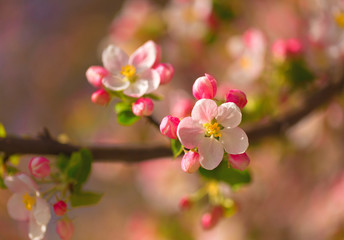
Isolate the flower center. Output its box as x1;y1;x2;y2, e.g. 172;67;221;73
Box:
121;65;137;82
240;57;252;69
203;121;222;138
22;193;36;211
335;12;344;28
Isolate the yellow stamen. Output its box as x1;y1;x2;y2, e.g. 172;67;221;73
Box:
22;193;36;211
203;122;222;138
239;57;252;69
335;12;344;28
207;181;219;198
120;65;136;78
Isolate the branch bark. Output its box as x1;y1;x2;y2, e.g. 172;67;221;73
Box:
0;76;343;162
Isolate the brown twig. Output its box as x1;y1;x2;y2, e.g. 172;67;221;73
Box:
0;76;343;162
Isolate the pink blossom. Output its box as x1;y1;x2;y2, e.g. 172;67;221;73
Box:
228;152;250;171
4;174;51;240
86;66;108;88
192;73;217;100
201;206;224;230
54;201;67;216
272;38;303;60
171;97;194;119
272;39;287;60
160;115;180;139
102;41;161;97
225;89;247;109
181;151;201;173
132;98;154;116
153;63;174;85
29;157;51;178
91;89;111;106
177;99;248;170
179;196;192;210
286;38;303;55
57;219;74;240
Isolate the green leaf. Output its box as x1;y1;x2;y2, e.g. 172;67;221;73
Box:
0;123;6;138
143;93;163;101
117;110;140;126
171;138;183;158
114;101;131;114
284;58;315;87
57;154;70;172
0;177;6;189
70;191;103;207
199;161;251;187
6;166;19;175
213;0;235;21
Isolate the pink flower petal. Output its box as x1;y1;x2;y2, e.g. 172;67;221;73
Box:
123;79;149;97
139;69;160;94
220;127;249;154
191;99;218;124
29;213;47;240
177;117;204;149
33;198;51;226
198;137;224;170
102;45;129;73
129;41;158;71
7;193;30;221
102;75;130;91
5;174;38;193
216;102;242;128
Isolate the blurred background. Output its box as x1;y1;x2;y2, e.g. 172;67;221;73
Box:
1;0;344;239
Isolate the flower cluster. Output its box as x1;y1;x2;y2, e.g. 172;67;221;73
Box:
86;40;174;122
160;73;249;173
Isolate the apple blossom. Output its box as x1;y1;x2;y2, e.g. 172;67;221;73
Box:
160;115;180;139
181;151;200;173
177;99;248;170
228;152;250;171
192;73;217;100
101;41;161;97
54;200;67;216
4;174;51;240
132;98;154;116
28;157;51;178
86;66;109;88
91;89;111;106
57;219;74;240
225;89;247;109
201;206;224;230
153;63;174;85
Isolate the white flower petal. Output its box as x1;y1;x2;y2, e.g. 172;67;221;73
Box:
33;198;51;226
177;117;204;149
5;174;38;193
102;75;130;91
220;127;249;154
29;213;47;240
123;79;149;97
102;45;129;73
198;137;224;170
191;99;218;124
216;102;242;128
140;69;160;94
129;40;158;71
7;193;30;221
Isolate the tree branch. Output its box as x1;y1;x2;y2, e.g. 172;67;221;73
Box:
0;75;343;162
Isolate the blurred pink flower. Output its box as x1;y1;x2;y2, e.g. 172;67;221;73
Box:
53;200;67;216
91;89;111;106
57;219;74;240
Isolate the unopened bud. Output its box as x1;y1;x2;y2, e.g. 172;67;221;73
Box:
91;89;111;106
179;196;192;210
286;38;303;55
271;39;287;60
160;115;180;139
228;152;250;171
181;151;200;173
192;74;217;100
225;89;247;109
201;206;224;230
132;98;154;116
28;157;50;178
86;66;108;88
54;201;67;216
153;63;174;85
57;219;74;240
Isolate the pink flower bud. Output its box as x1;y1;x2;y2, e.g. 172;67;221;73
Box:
225;89;247;109
286;38;303;55
132;98;154;116
181;151;200;173
160;115;180;139
153;63;174;85
171;98;194;118
192;73;217;100
271;39;287;60
91;89;111;106
179;196;192;210
228;152;250;171
201;206;224;230
86;66;108;88
57;219;74;240
54;201;67;216
28;157;50;178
